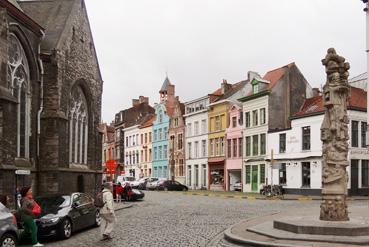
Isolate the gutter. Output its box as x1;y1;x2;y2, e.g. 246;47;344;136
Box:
37;30;45;157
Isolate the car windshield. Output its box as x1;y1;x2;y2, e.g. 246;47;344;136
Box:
36;195;71;213
126;177;135;181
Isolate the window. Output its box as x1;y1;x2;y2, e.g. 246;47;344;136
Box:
362;160;369;187
174;118;179;127
8;33;31;159
227;139;232;157
220;137;224;156
144;133;147;144
126;137;128;147
279;133;286;153
302;162;311;187
210;139;214;156
252;135;259;156
141;134;143;145
164;127;168;140
362;122;367;148
253;83;259;94
302;126;311;150
351;121;358;147
149;149;152;161
178;133;183;150
163;145;167;159
252;110;258;126
201;120;206;134
215;138;220;156
215;116;221;131
279;163;286;185
202;140;207;157
260;108;266;124
149;132;152;142
246;136;251;157
179;159;184;176
154;130;157;141
153;148;157;160
159;110;163;123
260;134;266;155
194;141;199;158
69;85;89;164
238;138;242;157
158;146;162;160
245;166;251;184
233;139;237;157
187;123;192;137
194;121;199;135
232;117;237;128
260;164;265;184
188;142;192;159
245;112;250;128
202;164;207;187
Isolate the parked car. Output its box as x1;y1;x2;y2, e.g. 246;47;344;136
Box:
157;180;188;191
34;193;101;239
116;176;136;185
146;178;166;190
138;177;156;190
131;177;149;189
0;202;18;247
233;181;242;191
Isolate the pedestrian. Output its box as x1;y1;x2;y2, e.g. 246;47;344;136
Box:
100;182;115;241
19;187;43;247
123;182;132;201
115;182;123;203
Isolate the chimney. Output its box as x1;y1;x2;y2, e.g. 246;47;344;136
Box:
221;79;232;94
312;88;320;97
132;99;140;107
139;96;149;104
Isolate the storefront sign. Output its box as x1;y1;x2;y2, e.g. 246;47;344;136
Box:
15;169;31;175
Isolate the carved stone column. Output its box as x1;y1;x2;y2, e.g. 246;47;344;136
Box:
320;48;350;221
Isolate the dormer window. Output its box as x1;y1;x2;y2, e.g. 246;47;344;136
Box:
253;83;259;94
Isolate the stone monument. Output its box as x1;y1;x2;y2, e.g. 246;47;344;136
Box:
320;48;350;221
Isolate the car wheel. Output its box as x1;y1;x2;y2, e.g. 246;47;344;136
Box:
95;210;101;227
0;233;17;247
164;187;168;191
182;187;187;191
59;218;72;239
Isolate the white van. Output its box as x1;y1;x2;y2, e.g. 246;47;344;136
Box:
116;175;135;185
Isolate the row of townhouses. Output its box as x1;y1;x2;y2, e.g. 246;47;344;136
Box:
102;64;369;196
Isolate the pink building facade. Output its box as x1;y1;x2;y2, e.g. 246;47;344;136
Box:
225;105;243;191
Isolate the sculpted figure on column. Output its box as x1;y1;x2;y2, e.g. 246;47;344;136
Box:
320;48;350;221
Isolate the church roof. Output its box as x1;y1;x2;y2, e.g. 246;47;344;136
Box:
160;76;172;92
19;0;76;52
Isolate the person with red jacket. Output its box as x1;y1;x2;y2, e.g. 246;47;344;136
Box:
115;183;123;203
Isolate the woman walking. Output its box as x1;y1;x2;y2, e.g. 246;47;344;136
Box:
19;187;43;247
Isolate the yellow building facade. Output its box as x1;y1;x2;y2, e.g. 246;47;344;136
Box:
207;100;230;191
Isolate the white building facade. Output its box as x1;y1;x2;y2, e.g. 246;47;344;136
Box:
267;88;369;195
184;96;209;189
124;125;142;179
139;116;154;178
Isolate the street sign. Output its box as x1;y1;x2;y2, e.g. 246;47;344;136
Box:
15;169;31;175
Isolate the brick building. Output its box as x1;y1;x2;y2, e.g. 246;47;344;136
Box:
0;0;103;202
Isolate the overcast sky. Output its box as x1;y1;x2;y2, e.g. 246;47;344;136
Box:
85;0;366;122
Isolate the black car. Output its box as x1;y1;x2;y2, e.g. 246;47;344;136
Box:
34;193;101;239
0;203;18;247
113;184;145;201
157;180;188;191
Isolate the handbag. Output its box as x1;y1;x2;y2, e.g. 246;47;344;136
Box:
32;201;41;216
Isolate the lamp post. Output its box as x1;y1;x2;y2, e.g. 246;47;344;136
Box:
363;0;369;146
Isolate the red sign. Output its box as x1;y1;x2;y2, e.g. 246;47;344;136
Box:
121;170;125;175
106;159;118;171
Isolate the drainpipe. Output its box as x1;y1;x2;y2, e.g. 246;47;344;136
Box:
364;2;369;147
36;30;45;194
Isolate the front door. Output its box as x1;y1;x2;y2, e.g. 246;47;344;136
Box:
251;165;258;192
350;160;359;195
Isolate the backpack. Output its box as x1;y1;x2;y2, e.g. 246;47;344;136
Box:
94;191;106;208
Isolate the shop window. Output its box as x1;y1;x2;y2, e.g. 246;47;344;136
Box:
245;166;251;184
362;160;369;187
302;162;311;187
279;163;286;185
260;164;265;184
210;169;224;185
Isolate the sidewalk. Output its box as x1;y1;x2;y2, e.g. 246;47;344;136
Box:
178;190;369;201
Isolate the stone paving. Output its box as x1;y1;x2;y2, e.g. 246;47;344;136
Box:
34;191;367;247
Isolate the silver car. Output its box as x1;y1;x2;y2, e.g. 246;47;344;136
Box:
0;202;18;247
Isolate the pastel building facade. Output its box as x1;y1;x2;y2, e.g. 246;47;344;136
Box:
139;116;155;177
184;96;209;189
124;124;142;179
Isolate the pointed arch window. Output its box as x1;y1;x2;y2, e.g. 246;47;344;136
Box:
69;86;88;164
7;33;30;158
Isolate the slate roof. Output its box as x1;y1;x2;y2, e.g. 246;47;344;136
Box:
293;87;367;118
160;76;172;92
349;72;367;84
19;0;76;52
115;103;155;128
139;115;156;129
215;80;248;101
